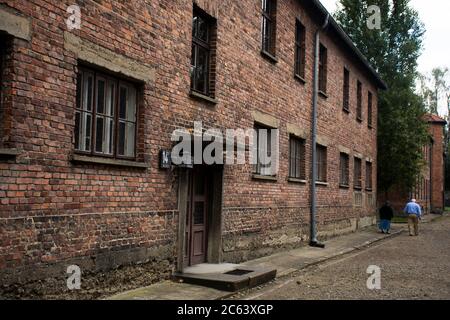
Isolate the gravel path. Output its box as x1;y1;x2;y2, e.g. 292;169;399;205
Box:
230;216;450;300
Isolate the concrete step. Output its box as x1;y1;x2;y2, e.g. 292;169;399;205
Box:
172;265;277;292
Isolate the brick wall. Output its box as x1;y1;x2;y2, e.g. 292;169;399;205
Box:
0;0;380;295
378;118;445;215
430;122;445;212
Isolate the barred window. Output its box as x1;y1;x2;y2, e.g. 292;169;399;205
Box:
366;161;373;190
0;38;4;112
368;91;373;128
75;68;137;159
356;80;362;121
294;19;306;79
191;6;216;97
289;136;306;180
318;44;327;94
316;144;327;182
262;0;277;57
343;68;350;112
339;152;350;187
254;124;275;176
354;157;362;189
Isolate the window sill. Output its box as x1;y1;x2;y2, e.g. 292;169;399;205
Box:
0;148;20;157
366;188;373;192
261;50;278;64
318;91;328;99
315;181;328;186
354;186;363;191
189;90;218;105
339;184;350;189
252;174;277;182
357;117;363;123
368;125;373;130
294;74;306;84
71;154;148;168
343;108;350;114
288;177;307;184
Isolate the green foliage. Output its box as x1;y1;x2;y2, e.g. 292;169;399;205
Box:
335;0;429;193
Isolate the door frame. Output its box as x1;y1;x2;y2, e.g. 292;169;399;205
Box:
176;165;223;273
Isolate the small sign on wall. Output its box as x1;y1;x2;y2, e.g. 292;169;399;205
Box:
159;150;171;169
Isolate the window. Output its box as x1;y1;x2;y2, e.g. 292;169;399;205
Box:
261;0;277;57
366;161;373;190
316;144;327;182
254;124;275;176
289;136;306;180
356;80;362;121
0;36;5;112
191;6;216;98
294;19;306;79
343;68;350;112
354;157;362;189
75;68;138;159
318;44;327;94
339;153;350;187
368;91;373;128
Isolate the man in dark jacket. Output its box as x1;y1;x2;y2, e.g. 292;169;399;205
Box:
379;201;394;234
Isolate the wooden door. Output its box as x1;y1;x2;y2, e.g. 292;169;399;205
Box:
185;167;209;266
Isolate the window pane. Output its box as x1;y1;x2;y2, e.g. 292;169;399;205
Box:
95;116;104;153
262;18;271;52
196;16;208;42
192;16;198;38
84;113;92;151
119;86;127;119
118;83;136;157
97;79;105;114
106;81;115;116
84;74;93;111
126;122;136;157
105;117;114;155
118;121;136;157
127;86;136;122
195;47;208;94
118;121;125;156
75;71;93;152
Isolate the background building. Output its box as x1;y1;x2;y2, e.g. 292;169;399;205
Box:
379;113;446;215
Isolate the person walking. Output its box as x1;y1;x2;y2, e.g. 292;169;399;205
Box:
403;199;422;236
379;201;394;234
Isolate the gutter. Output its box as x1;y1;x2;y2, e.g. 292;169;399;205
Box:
309;14;329;249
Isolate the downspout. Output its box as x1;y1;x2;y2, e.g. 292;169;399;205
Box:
310;14;329;248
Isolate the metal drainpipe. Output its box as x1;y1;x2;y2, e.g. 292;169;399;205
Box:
310;14;330;248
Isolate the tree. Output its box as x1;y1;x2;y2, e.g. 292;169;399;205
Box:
335;0;429;195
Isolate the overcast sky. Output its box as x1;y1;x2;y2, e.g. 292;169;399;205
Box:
321;0;450;115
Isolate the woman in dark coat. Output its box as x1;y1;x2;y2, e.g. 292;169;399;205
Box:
379;201;394;234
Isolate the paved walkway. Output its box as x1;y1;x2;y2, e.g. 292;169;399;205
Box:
107;214;443;300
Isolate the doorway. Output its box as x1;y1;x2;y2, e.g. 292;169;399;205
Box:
185;166;209;266
178;164;223;269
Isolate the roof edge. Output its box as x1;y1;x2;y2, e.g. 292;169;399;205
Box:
310;0;388;90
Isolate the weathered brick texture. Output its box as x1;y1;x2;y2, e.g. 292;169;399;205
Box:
0;0;381;295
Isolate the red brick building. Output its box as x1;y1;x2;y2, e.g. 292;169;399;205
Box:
0;0;386;296
379;113;447;215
